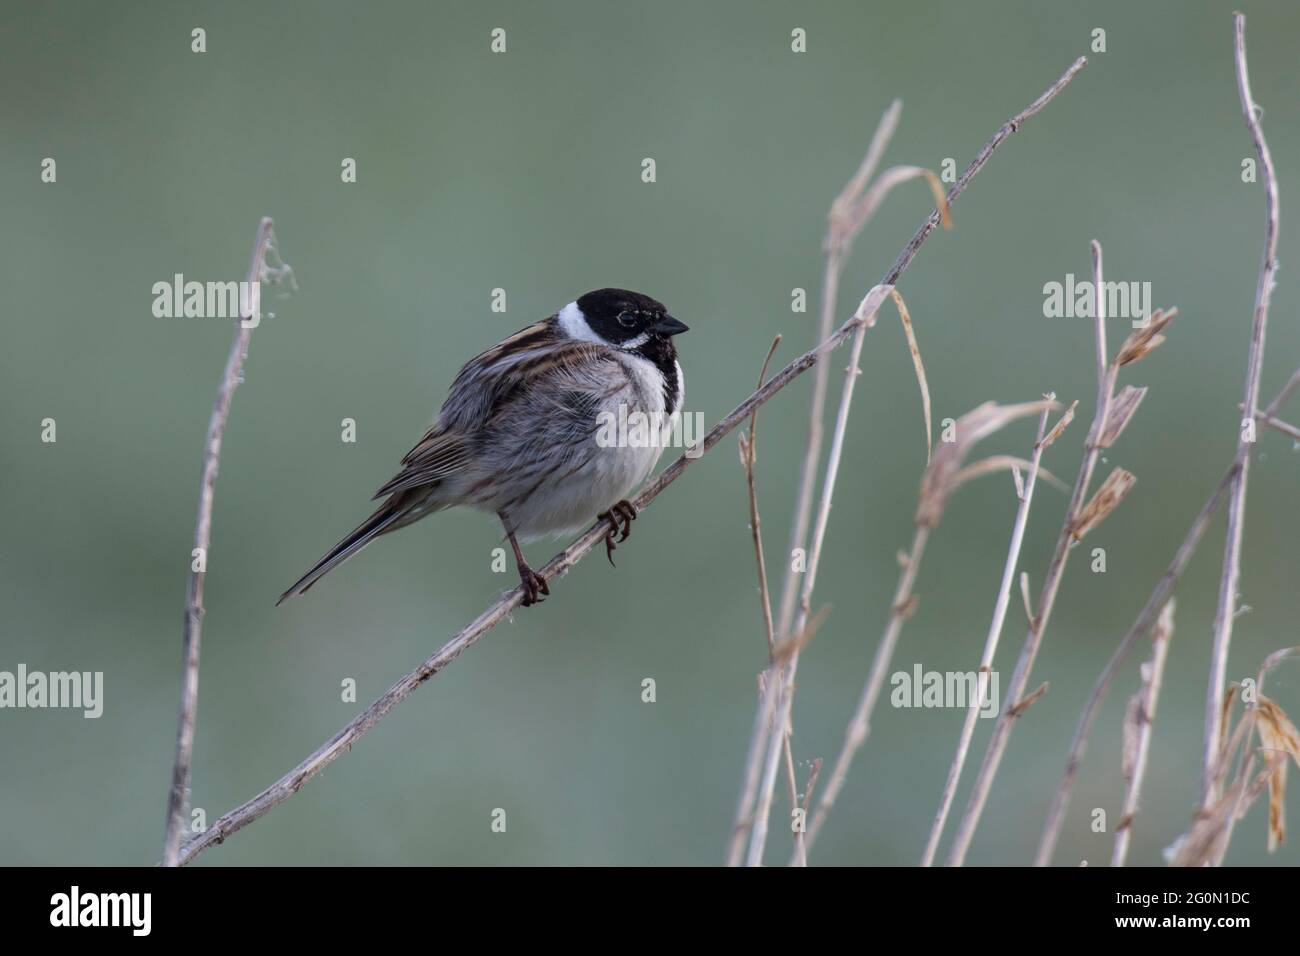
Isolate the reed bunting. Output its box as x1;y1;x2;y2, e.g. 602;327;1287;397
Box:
278;288;688;607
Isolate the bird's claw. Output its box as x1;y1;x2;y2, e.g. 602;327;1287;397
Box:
518;564;550;607
599;500;638;566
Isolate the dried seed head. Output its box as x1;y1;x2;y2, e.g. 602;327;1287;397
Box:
1069;467;1137;540
1256;695;1300;852
1097;386;1148;449
1115;307;1178;367
1256;696;1300;769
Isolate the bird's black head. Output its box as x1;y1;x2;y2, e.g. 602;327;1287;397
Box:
567;288;689;349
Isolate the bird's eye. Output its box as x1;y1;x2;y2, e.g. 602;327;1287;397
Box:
617;311;638;328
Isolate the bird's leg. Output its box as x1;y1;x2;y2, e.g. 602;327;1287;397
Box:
596;500;638;566
500;514;549;607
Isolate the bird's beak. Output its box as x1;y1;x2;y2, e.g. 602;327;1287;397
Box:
654;315;689;336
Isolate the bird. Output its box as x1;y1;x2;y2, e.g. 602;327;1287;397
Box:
277;288;689;608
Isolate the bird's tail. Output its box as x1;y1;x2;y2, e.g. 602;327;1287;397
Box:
277;497;416;605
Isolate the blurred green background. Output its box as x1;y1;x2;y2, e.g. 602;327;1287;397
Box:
2;0;1298;866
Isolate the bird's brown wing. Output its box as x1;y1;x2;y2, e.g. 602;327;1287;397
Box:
370;426;468;500
371;321;610;500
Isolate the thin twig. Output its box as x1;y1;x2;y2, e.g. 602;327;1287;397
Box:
726;100;903;868
739;336;806;857
1033;465;1234;865
806;528;928;852
1264;368;1300;416
743;335;783;657
803;400;1055;855
774;100;902;648
920;402;1056;866
178;57;1087;866
1033;370;1295;865
1112;600;1175;867
1241;397;1300;442
792;757;823;867
1255;411;1300;442
163;217;279;867
733;56;1086;866
1170;648;1300;866
746;283;891;867
947;240;1117;866
1204;11;1281;807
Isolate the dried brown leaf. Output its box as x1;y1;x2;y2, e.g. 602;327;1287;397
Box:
1115;307;1178;367
1256;696;1300;768
893;594;920;620
1266;755;1287;852
1168;771;1255;867
951;455;1068;496
1172;654;1298;863
772;605;829;665
1218;683;1240;771
1010;682;1050;717
1255;696;1299;853
739;334;781;472
915;400;1058;528
1097;386;1147;449
1069;467;1137;540
919;167;954;230
843;165;952;255
1040;400;1078;450
889;288;932;463
1256;646;1300;691
1019;572;1035;629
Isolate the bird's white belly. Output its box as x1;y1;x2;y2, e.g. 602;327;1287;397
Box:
513;437;665;541
474;346;682;541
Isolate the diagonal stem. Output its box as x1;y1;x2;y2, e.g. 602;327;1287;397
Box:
1203;11;1280;807
177;57;1088;867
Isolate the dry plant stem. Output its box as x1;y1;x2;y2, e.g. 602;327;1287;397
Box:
1211;647;1300;864
1264;367;1300;416
1033;465;1234;865
774;101;900;646
920;406;1052;866
1247;366;1300;440
792;758;824;867
774;243;842;640
745;336;784;657
947;240;1115;866
1209;759;1264;866
725;100;899;868
729;55;1086;866
799;399;1058;861
1204;12;1281;805
162;217;276;867
1033;384;1296;865
782;734;803;864
1255;411;1300;442
178;59;1087;867
741;337;805;854
1111;601;1175;867
746;284;892;867
804;523;930;850
1170;648;1299;866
